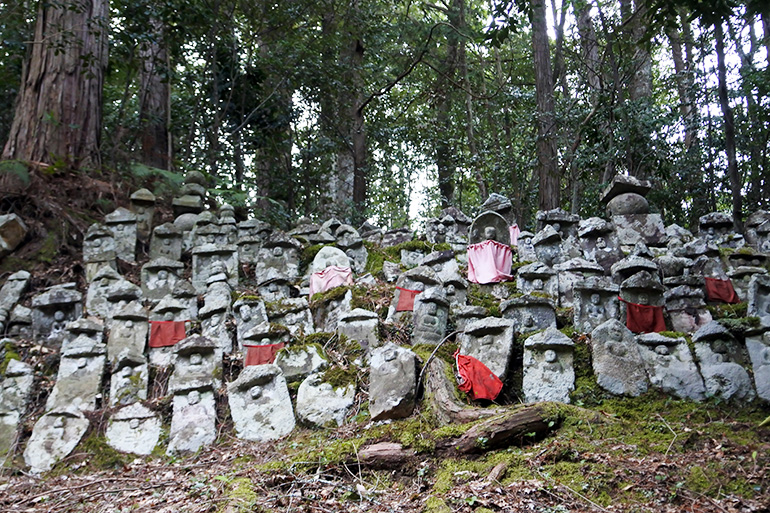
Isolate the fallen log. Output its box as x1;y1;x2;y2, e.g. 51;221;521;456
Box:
356;403;566;468
424;357;499;425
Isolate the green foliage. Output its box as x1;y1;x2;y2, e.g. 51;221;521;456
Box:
0;160;30;187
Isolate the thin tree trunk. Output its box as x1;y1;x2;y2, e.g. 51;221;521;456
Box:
138;16;170;170
714;21;742;230
3;0;108;170
530;0;559;211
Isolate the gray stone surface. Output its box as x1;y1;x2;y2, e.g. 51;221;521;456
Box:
192;243;238;294
338;308;380;350
254;233;302;284
141;258;184;300
523;327;575;403
46;335;106;412
268;298;314;337
412;288;449;346
469;211;510;245
168;335;220;394
500;295;557;333
607;192;650;215
746;332;770;401
105;207;137;262
150;223;183;261
573;277;619;333
0;358;33;456
109;352;148;406
274;344;328;381
86;267;122;319
613;213;666;247
296;373;355;428
600;174;653;204
234;298;268;350
129;188;156;241
24;409;89;474
636;333;705;401
517;262;558;298
748;274;770;327
310;246;351;274
664;284;712;334
167;388;216;455
108;302;148;364
458;317;515;381
0;213;28;256
369;343;418;421
692;322;755;402
0;271;30;330
31;284;83;346
590;320;648;396
227;364;296;442
105;403;160;455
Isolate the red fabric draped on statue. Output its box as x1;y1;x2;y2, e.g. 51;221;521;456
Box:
309;266;354;297
395;287;421;311
619;297;666;333
244;343;285;366
148;321;186;348
467;239;513;284
509;224;521;246
704;277;740;304
454;350;503;401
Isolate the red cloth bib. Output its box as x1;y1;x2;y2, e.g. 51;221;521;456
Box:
309;266;354;297
704;277;740;304
148;321;186;348
455;351;503;401
395;287;421;312
467;239;513;284
244;343;285;366
619;298;666;333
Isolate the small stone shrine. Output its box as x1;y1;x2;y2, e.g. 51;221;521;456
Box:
523;327;575;403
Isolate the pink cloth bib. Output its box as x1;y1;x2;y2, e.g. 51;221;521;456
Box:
467;239;513;284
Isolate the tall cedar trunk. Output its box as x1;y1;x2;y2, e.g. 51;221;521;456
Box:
666;20;698;151
138;16;170;170
530;0;559;211
351;39;367;225
714;21;742;230
625;0;652;178
2;0;108;169
729;19;765;211
435;0;463;209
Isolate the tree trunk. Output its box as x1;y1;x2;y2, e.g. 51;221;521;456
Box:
424;358;499;426
2;0;108;169
530;0;559;211
138;16;170;170
714;21;742;230
625;0;653;178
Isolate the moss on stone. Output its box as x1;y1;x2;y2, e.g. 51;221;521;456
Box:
707;302;748;319
300;244;332;271
321;365;358;389
309;285;351;307
0;340;20;375
467;284;500;317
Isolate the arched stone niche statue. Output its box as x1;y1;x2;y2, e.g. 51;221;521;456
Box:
469;211;510;246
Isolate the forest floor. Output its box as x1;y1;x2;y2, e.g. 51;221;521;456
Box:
1;169;770;512
0;351;768;513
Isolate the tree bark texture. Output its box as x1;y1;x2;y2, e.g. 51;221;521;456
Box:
3;0;108;168
530;0;559;211
138;16;170;170
714;21;742;230
424;357;500;426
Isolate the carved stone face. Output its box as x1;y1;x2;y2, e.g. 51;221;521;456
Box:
484;226;497;240
240;305;252;321
544;349;557;363
596;237;606;249
250;386;262;400
272;247;284;257
590;293;601;305
187;390;200;405
129;418;141;429
190;353;203;366
157;270;169;281
532;279;544;291
638;293;649;306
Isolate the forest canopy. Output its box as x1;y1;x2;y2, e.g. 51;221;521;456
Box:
0;0;768;231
